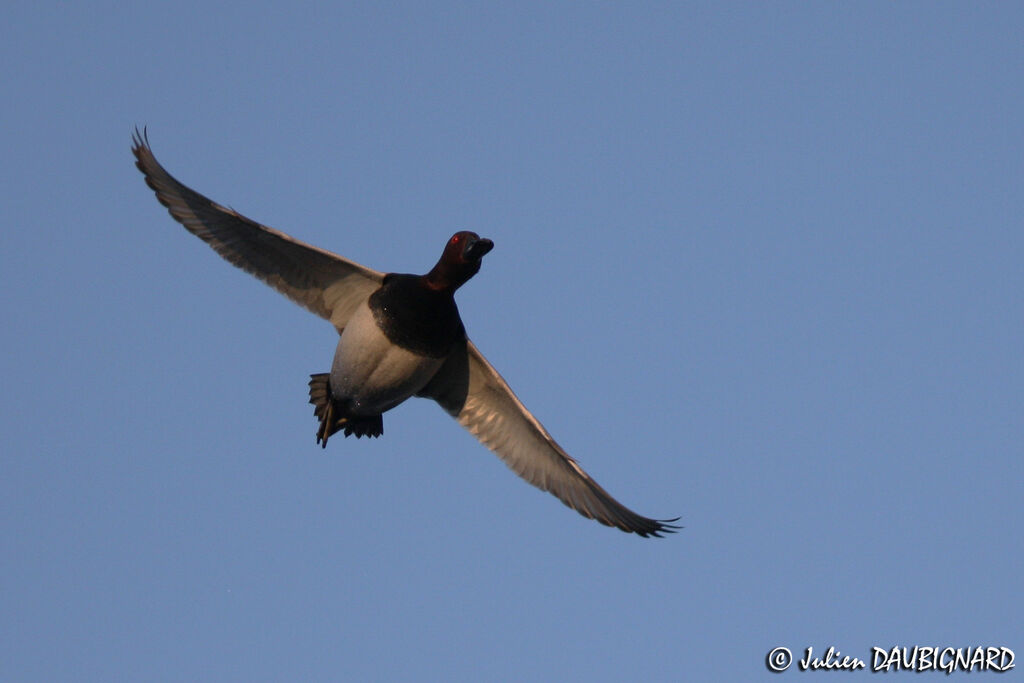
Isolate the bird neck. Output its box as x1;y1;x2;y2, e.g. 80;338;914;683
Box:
424;259;479;291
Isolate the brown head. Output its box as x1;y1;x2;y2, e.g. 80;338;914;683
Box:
424;231;494;291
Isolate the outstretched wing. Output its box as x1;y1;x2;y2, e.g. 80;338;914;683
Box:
420;340;678;537
132;129;384;329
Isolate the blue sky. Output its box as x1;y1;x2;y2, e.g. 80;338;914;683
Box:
2;2;1021;680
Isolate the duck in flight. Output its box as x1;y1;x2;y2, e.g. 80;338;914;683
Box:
132;130;677;537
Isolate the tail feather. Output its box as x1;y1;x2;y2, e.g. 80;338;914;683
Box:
308;373;383;447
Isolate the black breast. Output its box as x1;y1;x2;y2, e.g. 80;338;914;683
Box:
369;274;466;358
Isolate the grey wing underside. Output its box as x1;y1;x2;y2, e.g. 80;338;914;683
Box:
420;340;679;538
132;128;383;329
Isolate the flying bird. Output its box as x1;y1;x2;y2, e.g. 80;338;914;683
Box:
132;129;677;537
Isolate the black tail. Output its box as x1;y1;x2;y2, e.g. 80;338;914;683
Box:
308;374;383;447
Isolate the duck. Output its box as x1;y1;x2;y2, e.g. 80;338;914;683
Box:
132;129;677;538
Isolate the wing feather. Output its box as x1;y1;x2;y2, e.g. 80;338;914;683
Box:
421;340;678;537
132;129;383;328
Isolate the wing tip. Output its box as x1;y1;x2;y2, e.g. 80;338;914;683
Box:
131;125;149;156
131;125;159;182
630;516;682;539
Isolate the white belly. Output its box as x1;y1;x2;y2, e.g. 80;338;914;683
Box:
329;301;444;415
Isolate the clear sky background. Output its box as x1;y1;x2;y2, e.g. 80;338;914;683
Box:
2;3;1021;681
